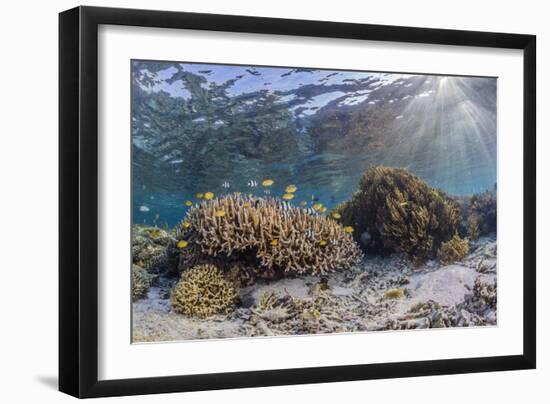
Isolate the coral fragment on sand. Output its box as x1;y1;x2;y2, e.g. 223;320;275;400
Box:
384;288;405;299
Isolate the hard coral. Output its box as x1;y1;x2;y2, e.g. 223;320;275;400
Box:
176;194;362;276
132;225;176;273
336;166;459;263
170;264;238;318
132;264;154;301
254;291;298;323
438;233;469;264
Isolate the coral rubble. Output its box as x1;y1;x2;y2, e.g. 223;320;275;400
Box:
336;166;459;263
170;264;238;318
175;194;363;277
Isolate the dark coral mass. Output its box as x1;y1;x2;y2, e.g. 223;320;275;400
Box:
130;61;497;342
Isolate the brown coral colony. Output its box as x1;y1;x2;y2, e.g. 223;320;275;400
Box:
176;194;363;277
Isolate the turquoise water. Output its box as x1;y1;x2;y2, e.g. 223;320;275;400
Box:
132;61;497;228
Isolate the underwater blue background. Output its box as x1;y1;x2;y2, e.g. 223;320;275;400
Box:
131;61;497;227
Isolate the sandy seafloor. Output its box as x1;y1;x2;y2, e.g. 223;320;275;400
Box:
132;236;497;343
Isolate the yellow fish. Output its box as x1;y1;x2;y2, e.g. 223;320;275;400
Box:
320;206;327;213
300;201;308;206
331;212;341;219
196;193;204;199
214;210;226;217
270;239;279;246
285;184;297;193
344;226;354;233
262;179;274;187
204;192;214;200
319;240;327;246
177;240;189;249
235;192;242;195
282;193;295;200
182;221;191;229
243;202;251;208
184;200;193;206
313;203;323;211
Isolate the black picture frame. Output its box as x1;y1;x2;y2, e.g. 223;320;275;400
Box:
59;5;536;398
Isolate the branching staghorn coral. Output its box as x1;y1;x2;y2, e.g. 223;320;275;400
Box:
335;166;459;263
438;233;469;264
175;194;362;276
170;264;238;318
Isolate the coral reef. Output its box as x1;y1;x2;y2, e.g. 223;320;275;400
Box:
132;264;154;301
175;194;362;277
132;225;176;273
170;264;238;318
336;166;459;262
438;233;469;264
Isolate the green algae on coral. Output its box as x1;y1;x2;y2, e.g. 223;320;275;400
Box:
170;264;238;318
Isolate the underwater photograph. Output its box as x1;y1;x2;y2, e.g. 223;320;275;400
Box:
131;60;497;342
